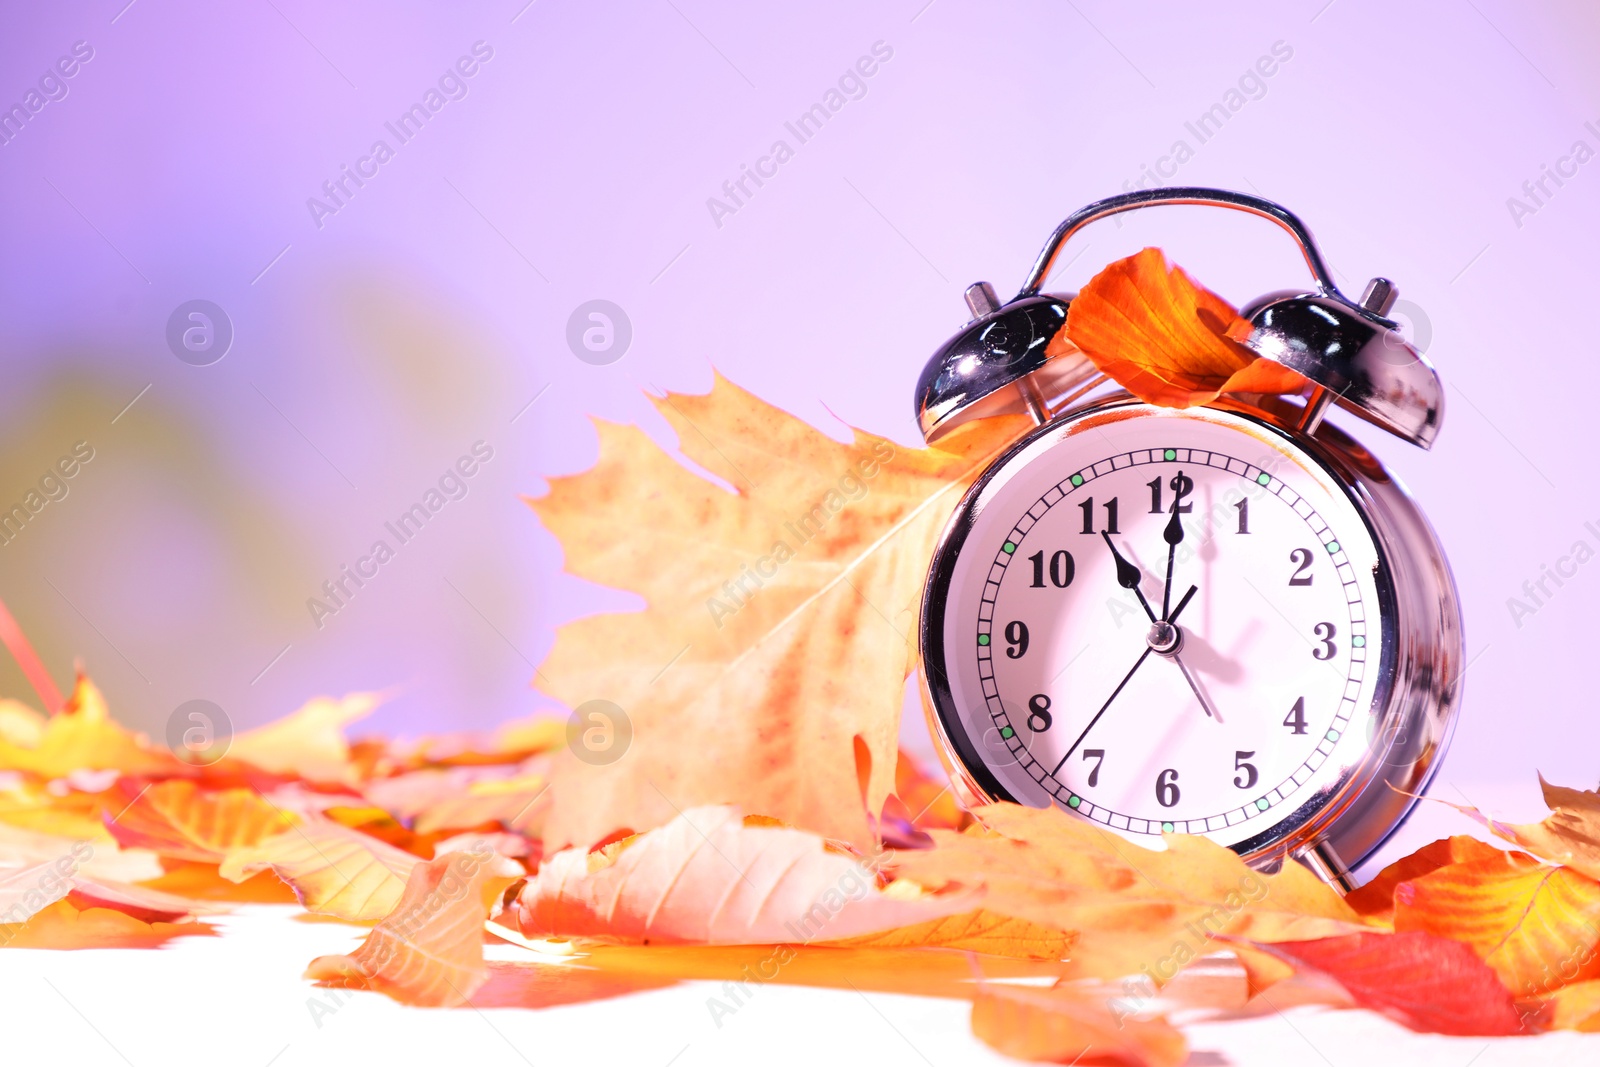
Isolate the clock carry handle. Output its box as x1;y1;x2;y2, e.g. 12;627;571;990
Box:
1017;186;1346;302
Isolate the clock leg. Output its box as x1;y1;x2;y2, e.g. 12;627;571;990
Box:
1296;840;1358;894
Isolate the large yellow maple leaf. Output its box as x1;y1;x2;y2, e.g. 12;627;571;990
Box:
529;374;1024;850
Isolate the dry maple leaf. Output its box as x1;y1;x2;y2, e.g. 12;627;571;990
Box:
530;373;1026;850
229;692;382;785
0;674;176;779
219;816;419;922
970;982;1188;1067
102;779;297;863
1056;247;1305;409
889;803;1364;980
1393;852;1600;997
510;804;977;945
1259;931;1527;1036
1439;776;1600;883
305;847;522;1007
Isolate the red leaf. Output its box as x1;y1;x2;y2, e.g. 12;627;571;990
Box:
1264;931;1527;1036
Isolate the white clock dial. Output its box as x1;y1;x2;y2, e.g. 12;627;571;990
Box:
931;406;1390;851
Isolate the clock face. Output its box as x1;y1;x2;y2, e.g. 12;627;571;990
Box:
926;404;1392;852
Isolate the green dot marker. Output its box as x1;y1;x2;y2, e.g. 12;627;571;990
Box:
1000;725;1014;739
1163;449;1176;461
1256;472;1271;486
977;634;990;646
1070;474;1084;487
1326;541;1340;553
1161;821;1175;833
1067;795;1081;809
1352;635;1366;648
1255;798;1271;811
1326;728;1341;742
1002;541;1017;554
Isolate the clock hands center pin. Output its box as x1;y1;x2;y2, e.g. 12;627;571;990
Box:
1051;583;1200;778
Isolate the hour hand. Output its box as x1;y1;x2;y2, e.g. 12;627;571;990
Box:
1102;531;1156;622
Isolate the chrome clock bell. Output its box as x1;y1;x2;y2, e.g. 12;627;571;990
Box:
916;188;1463;890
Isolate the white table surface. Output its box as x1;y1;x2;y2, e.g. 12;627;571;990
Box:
4;898;1596;1067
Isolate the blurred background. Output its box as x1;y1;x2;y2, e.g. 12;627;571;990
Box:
0;0;1595;872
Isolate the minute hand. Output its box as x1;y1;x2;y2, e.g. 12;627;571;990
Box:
1161;471;1188;619
1051;584;1199;778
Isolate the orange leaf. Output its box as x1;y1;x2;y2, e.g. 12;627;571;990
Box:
970;982;1187;1067
103;779;297;863
305;847;523;1006
890;748;965;831
219;816;419;921
1393;854;1600;997
1544;978;1600;1031
1344;835;1510;922
531;373;1027;850
510;805;977;945
890;802;1364;980
827;909;1072;959
136;859;300;904
1261;931;1527;1036
230;692;382;785
0;674;177;779
1;898;215;950
1058;247;1305;409
1439;776;1600;883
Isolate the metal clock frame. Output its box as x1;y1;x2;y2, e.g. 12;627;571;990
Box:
919;393;1464;887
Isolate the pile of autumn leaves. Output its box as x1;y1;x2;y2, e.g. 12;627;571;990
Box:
4;677;1600;1064
3;248;1598;1065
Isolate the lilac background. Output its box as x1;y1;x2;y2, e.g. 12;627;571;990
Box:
0;0;1596;871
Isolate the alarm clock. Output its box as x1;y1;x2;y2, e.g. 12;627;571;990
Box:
915;188;1462;890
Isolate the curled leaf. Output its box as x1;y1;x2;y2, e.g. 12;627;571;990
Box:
1058;247;1305;408
305;847;522;1007
511;805;977;945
